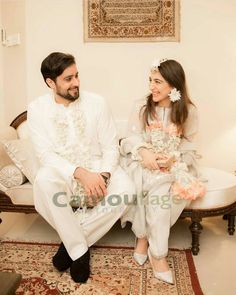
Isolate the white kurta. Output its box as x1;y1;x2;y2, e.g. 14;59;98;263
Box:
27;91;135;260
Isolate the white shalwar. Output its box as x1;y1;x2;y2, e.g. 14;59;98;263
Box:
27;91;135;261
120;99;205;259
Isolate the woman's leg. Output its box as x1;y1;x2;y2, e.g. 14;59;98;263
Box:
135;237;148;254
146;182;187;271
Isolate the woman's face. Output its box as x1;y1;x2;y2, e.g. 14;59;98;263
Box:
149;70;173;107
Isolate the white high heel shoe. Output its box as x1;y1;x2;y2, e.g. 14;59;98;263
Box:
133;252;148;266
148;248;174;284
133;238;148;265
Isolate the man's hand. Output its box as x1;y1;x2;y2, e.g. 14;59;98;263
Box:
74;167;107;206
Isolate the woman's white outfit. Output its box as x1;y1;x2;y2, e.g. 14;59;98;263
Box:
27;91;135;261
120;99;205;258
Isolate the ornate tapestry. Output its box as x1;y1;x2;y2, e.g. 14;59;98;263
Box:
84;0;180;42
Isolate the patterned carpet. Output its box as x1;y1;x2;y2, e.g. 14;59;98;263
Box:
0;241;203;294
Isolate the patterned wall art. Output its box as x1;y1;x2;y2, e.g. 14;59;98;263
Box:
84;0;180;42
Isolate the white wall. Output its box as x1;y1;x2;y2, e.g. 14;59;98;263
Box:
1;0;26;124
2;0;236;172
0;1;5;127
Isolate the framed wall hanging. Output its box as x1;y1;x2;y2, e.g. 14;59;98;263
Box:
84;0;180;42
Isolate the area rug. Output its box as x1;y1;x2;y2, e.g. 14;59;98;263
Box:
0;241;203;294
84;0;180;42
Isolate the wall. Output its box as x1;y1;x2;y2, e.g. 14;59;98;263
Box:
0;1;5;127
2;0;236;172
1;0;26;125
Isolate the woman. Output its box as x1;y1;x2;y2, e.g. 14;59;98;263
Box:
120;59;205;284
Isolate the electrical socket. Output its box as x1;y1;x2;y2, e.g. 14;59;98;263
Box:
5;33;20;47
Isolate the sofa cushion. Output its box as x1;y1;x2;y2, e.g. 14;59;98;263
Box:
0;164;27;188
5;182;34;205
16;121;30;139
0;126;18;170
3;139;40;184
186;167;236;210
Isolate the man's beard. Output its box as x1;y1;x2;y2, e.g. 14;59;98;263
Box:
56;87;80;102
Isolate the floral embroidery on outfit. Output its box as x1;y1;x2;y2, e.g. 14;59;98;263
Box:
53;103;91;208
143;120;205;200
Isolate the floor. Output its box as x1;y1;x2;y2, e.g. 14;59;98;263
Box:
0;212;236;295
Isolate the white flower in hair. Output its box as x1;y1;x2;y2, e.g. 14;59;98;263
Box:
151;59;161;70
151;58;168;71
168;88;181;102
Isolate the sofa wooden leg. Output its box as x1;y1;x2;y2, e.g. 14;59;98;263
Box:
227;213;235;235
223;214;228;220
189;217;202;255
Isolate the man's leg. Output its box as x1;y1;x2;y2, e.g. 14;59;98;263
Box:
34;166;135;283
79;166;135;246
34;166;91;283
34;167;88;260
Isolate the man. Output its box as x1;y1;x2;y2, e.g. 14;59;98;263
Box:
27;52;135;283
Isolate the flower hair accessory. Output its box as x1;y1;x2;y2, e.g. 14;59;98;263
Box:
151;58;168;71
168;88;181;102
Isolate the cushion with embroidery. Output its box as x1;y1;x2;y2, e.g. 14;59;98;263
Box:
3;139;40;184
0;164;27;188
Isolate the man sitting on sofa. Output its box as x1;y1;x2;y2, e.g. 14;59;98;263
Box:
27;52;135;283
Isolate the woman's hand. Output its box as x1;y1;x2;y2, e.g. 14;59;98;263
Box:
138;148;160;170
156;154;175;169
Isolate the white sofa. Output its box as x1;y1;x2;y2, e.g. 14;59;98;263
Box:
1;111;236;255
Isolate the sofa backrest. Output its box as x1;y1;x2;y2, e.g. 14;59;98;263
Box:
115;119;128;139
16;121;30;139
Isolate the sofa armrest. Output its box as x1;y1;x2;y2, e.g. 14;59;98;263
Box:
0;182;7;192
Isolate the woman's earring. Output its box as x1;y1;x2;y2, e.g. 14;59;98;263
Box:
168;88;181;102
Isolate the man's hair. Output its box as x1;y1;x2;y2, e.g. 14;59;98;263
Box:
41;52;76;86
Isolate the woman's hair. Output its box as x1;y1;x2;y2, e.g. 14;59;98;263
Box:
41;52;76;87
141;59;194;133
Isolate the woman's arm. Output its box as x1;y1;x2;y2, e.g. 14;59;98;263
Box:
120;99;160;170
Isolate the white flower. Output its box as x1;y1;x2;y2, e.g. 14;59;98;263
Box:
168;88;181;102
151;58;168;71
151;59;161;70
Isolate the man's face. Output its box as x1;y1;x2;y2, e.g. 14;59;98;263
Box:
52;63;80;102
